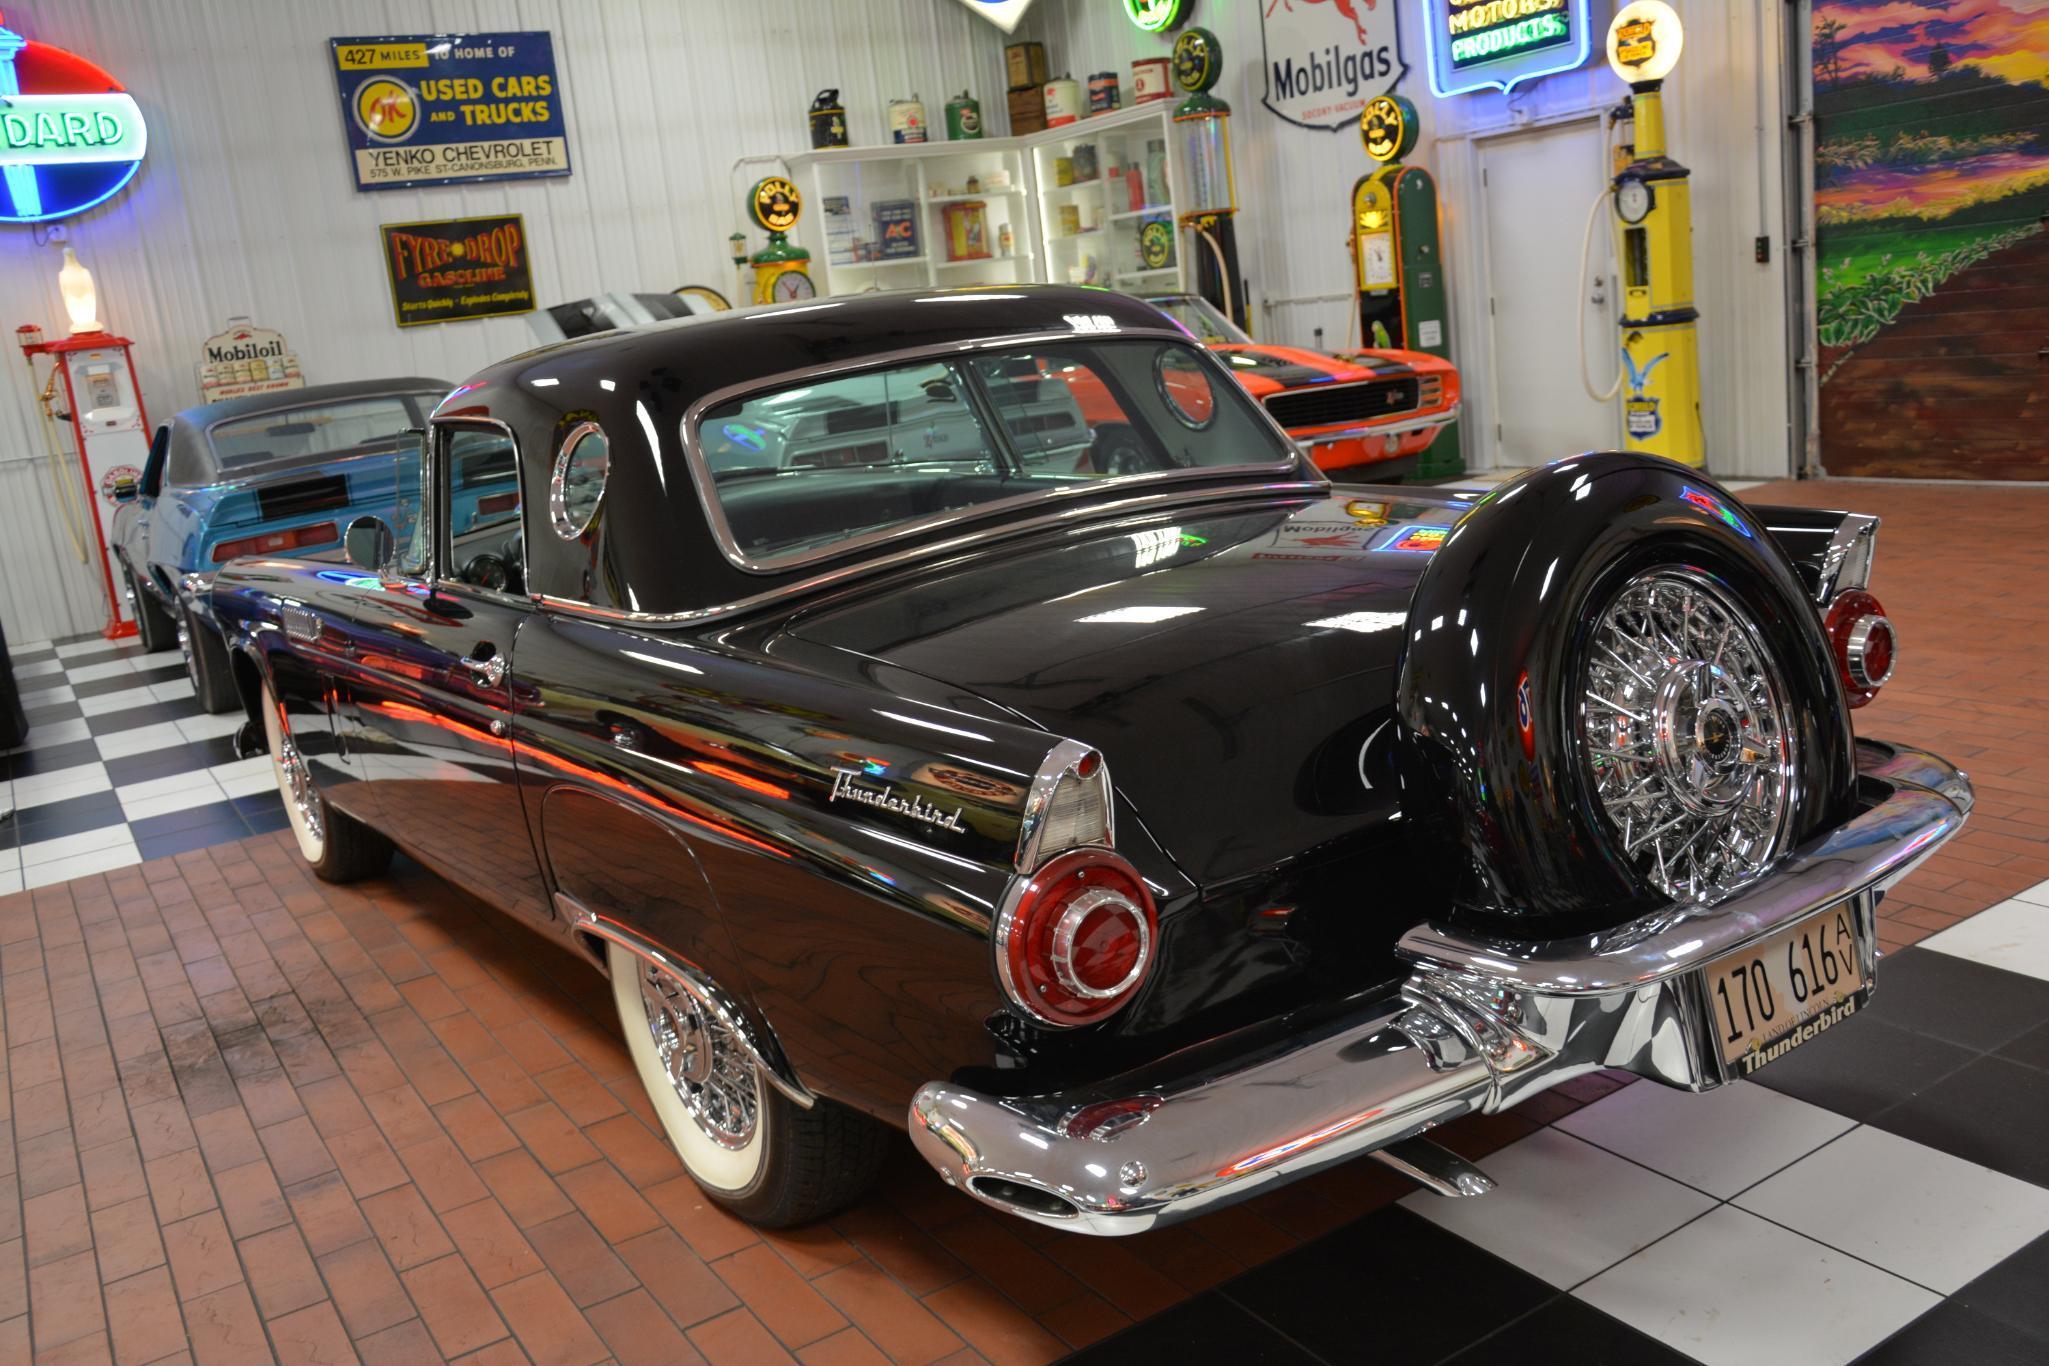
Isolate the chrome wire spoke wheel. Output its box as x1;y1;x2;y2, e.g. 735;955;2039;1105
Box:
1577;567;1796;903
640;963;760;1150
262;688;326;861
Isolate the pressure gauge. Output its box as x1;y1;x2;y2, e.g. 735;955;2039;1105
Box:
1616;176;1653;225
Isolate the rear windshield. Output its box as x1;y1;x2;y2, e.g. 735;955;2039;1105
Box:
207;392;440;470
694;337;1294;567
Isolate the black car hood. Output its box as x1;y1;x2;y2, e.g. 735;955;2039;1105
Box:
786;487;1477;886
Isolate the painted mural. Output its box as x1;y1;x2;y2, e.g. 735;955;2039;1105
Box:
1813;0;2049;479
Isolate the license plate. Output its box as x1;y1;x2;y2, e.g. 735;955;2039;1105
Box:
1704;905;1867;1076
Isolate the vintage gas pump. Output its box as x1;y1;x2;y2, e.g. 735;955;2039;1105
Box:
746;177;817;304
17;255;152;638
1171;28;1245;328
1605;1;1701;465
1349;95;1461;478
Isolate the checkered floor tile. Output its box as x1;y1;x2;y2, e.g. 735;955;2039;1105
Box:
2;631;287;894
1074;905;2049;1366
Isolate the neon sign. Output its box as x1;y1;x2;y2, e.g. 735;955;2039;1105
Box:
0;19;147;222
1124;0;1187;33
1421;0;1591;98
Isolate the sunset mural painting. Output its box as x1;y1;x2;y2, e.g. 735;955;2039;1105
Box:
1812;0;2049;479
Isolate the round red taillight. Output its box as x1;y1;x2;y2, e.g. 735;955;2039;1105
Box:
1824;590;1896;708
997;848;1156;1028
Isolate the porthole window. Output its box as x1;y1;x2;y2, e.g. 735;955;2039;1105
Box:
1155;348;1217;430
550;422;609;539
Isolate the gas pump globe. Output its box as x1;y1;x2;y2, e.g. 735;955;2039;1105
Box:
1171;28;1244;328
1605;0;1702;466
746;177;816;305
1349;95;1461;478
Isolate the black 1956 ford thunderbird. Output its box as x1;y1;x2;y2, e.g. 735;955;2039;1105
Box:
205;286;1969;1235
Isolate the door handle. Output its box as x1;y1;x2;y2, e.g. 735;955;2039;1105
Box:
464;646;506;689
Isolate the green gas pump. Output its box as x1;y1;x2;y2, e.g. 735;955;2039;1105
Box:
1348;95;1461;479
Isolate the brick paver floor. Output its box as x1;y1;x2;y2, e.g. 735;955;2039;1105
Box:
2;476;2040;1364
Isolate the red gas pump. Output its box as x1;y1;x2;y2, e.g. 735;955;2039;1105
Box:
18;312;153;639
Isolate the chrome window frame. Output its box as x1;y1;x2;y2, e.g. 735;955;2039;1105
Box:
679;327;1313;577
428;413;531;609
549;419;609;541
529;478;1328;627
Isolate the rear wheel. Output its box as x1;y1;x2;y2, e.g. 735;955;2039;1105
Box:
126;566;176;651
607;939;887;1226
262;677;391;881
1576;565;1798;903
182;606;240;714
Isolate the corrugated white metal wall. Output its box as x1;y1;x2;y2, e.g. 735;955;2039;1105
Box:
1009;0;1795;482
0;0;1011;641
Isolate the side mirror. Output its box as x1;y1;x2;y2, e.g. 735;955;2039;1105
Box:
344;515;395;571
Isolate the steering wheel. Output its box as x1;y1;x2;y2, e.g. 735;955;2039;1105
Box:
1089;423;1167;477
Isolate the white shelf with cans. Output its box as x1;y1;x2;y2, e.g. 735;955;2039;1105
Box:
781;101;1188;301
783;138;1037;297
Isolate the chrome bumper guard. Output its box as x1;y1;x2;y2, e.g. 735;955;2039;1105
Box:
908;740;1971;1236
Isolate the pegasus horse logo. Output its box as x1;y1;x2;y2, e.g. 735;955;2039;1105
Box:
1266;0;1379;47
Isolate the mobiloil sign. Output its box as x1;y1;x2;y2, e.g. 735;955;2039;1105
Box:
0;17;148;222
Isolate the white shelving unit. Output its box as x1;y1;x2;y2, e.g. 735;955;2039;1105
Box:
786;139;1035;297
1025;103;1184;297
781;102;1187;300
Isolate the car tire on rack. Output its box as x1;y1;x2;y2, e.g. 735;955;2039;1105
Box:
183;605;241;714
606;938;888;1227
261;675;392;882
125;565;177;652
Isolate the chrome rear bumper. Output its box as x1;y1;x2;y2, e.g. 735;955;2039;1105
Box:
908;740;1970;1236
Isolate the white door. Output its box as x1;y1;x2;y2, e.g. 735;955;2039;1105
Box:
1480;119;1619;469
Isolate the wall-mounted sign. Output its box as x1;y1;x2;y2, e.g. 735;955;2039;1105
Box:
380;214;535;328
1124;0;1188;33
1422;0;1591;97
198;318;305;402
0;18;147;222
329;32;568;191
1259;0;1407;132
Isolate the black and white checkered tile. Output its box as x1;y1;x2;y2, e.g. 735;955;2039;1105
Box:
2;630;289;894
1075;884;2049;1365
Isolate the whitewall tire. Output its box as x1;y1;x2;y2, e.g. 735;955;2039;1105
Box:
605;937;890;1226
261;676;391;882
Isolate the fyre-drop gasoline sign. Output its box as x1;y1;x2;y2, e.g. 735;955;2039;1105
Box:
328;32;570;191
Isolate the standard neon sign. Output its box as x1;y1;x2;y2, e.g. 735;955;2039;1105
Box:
1449;8;1572;69
0;19;148;221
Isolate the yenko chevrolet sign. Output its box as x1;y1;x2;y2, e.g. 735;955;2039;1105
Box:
0;18;149;221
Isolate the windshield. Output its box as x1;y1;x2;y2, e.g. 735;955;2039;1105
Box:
1144;295;1254;346
207;391;441;471
695;337;1297;567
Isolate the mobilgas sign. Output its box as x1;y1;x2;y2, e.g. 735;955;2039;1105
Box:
1260;0;1407;133
0;19;147;222
1423;0;1591;97
329;32;569;191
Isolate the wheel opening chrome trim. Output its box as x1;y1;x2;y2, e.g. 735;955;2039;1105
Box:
559;891;815;1108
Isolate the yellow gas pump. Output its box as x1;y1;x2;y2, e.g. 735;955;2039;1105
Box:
1605;1;1700;466
747;177;816;305
1349;95;1461;478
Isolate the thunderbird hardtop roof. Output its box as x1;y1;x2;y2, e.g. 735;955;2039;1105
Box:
437;286;1187;418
